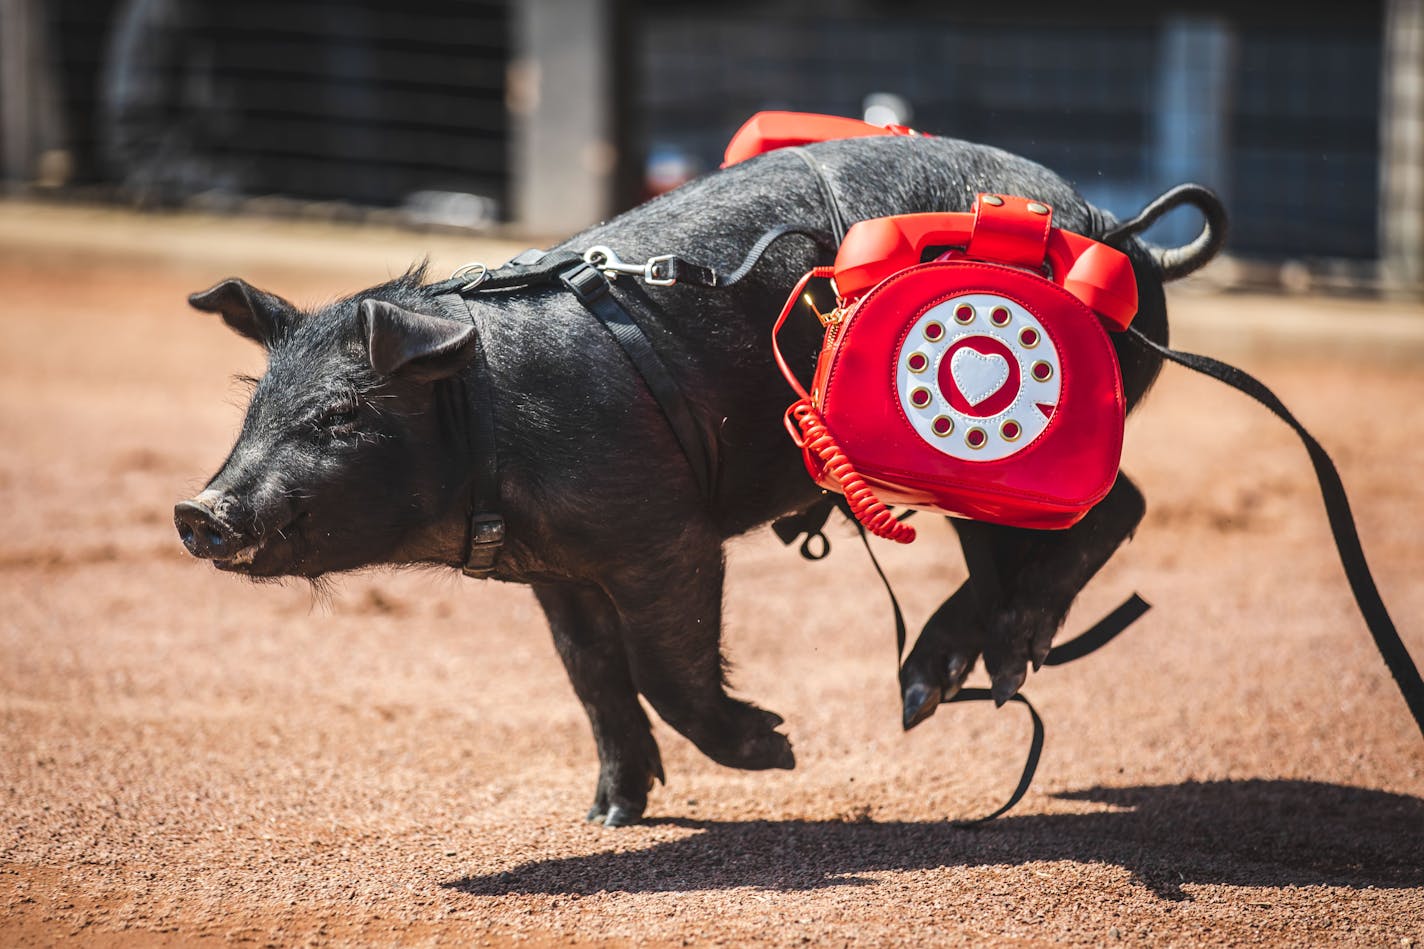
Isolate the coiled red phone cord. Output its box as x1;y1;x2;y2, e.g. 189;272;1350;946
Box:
788;400;916;544
772;267;915;544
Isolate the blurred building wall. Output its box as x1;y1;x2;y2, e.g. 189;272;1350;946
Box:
1382;0;1423;292
0;0;68;186
3;0;509;217
509;0;617;234
632;2;1389;268
0;0;1419;292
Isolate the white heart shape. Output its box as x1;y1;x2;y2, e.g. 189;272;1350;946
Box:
949;348;1011;406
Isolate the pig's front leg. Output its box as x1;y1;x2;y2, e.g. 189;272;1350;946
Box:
900;473;1146;725
603;530;795;774
535;582;665;827
899;583;982;730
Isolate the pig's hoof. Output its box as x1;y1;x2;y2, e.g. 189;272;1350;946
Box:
587;802;642;828
741;730;795;770
901;680;942;731
704;710;796;771
585;752;660;828
602;804;639;828
586;796;645;827
768;735;797;770
718;734;794;771
990;665;1027;706
900;650;972;731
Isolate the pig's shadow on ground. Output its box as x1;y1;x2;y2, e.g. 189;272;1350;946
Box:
444;780;1424;901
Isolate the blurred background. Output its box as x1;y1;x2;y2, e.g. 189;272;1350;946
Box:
0;0;1420;296
4;7;1424;945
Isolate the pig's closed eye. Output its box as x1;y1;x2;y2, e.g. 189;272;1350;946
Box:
320;402;361;434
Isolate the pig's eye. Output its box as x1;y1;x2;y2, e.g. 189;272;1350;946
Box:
320;401;361;434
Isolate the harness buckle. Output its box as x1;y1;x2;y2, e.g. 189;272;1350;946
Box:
462;512;506;578
561;262;611;305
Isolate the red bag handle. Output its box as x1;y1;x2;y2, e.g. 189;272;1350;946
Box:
833;196;1139;331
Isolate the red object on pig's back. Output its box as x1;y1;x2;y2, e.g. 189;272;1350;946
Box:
722;111;926;167
808;259;1126;529
739;111;1140;535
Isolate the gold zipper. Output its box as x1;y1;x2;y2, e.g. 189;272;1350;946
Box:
803;293;843;328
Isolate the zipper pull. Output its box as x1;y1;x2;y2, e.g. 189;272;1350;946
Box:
803;293;842;327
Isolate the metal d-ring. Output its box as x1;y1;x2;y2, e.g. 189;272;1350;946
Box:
451;262;489;292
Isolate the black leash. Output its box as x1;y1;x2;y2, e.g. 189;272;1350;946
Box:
1126;327;1424;737
942;690;1044;824
774;322;1424;822
1041;593;1152;667
716;224;839;285
840;515;1150;824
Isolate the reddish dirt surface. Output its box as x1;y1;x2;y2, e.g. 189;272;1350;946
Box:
2;204;1422;947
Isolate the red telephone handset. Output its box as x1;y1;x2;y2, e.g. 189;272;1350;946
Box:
774;194;1139;540
831;198;1137;327
722;111;925;167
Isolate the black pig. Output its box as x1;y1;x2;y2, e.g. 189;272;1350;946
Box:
175;135;1220;826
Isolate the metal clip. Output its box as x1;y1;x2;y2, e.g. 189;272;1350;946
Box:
583;246;678;287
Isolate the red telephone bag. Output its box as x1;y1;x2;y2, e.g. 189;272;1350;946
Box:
774;193;1139;541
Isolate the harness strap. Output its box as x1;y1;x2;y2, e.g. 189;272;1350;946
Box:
433;249;585;295
788;147;850;242
559;262;718;500
1127;327;1424;737
434;292;505;577
433;250;721;505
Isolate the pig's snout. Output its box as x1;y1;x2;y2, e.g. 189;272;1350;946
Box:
174;493;240;560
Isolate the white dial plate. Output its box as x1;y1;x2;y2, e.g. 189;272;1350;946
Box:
894;292;1062;461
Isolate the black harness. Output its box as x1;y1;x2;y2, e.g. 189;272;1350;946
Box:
423;168;1423;822
425;230;835;578
430;248;716;577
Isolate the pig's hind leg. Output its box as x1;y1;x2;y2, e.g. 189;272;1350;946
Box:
603;527;796;775
535;582;666;827
900;473;1146;728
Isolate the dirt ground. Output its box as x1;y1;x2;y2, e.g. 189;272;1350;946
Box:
1;203;1422;947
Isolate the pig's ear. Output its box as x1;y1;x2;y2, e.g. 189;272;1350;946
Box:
359;299;479;382
188;278;293;346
